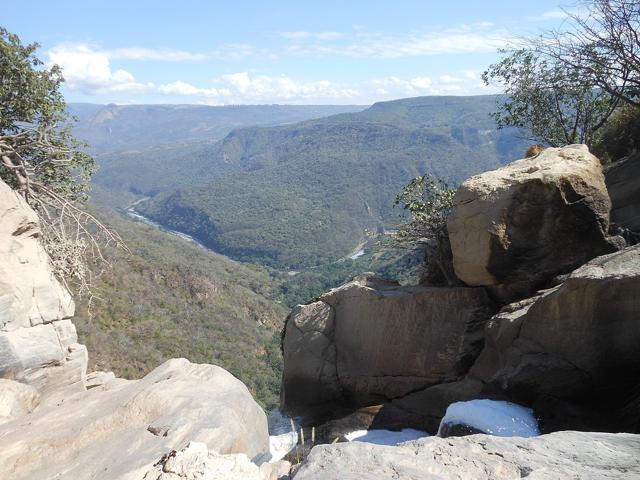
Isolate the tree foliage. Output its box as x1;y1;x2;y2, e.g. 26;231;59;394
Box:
0;27;123;295
393;174;458;285
534;0;640;107
483;48;619;148
592;104;640;161
484;1;640;150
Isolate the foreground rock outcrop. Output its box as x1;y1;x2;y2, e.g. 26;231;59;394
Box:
448;144;621;301
281;275;496;425
292;431;640;479
382;243;640;433
145;441;290;480
0;180;87;400
0;358;271;480
469;243;640;431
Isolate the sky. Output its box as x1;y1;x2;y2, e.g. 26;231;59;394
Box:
4;0;580;105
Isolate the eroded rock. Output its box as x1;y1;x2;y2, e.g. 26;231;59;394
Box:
0;379;39;424
143;441;290;480
605;151;640;233
0;180;74;330
468;244;640;431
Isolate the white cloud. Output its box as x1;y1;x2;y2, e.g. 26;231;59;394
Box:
439;75;461;84
282;23;515;58
106;47;207;61
157;80;229;98
47;44;154;94
155;69;500;105
369;73;495;98
157;72;358;104
210;43;279;61
280;31;344;40
527;7;589;22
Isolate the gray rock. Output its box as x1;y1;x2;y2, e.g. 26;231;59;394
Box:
281;274;496;425
448;144;621;301
467;244;640;431
0;320;87;400
605;151;640;232
293;431;640;480
0;358;270;480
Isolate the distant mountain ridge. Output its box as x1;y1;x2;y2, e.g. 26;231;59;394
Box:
68;103;366;153
114;95;529;269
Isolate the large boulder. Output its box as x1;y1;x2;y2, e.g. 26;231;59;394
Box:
447;144;621;301
0;358;270;480
281;274;496;425
0;179;86;399
466;243;640;432
605;151;640;233
292;431;640;479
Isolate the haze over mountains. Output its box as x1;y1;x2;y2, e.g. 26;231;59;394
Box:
75;95;528;269
68;103;365;153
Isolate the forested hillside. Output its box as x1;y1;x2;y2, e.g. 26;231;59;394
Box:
73;204;288;409
132;95;528;268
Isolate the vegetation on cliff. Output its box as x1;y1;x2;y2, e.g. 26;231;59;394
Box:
0;28;123;295
74;204;287;409
130;96;527;270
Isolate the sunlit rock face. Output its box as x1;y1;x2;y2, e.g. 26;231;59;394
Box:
0;359;272;480
0;179;86;400
448;144;622;302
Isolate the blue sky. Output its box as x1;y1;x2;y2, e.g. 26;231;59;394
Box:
5;0;577;105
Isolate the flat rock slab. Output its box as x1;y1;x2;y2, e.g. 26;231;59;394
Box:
293;431;640;480
0;358;269;480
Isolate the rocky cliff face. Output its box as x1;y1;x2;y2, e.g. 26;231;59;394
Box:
0;179;288;479
0;180;87;403
281;145;639;437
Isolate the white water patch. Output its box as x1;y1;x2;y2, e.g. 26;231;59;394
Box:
125;206;208;249
345;428;429;446
438;399;540;437
267;410;298;463
349;248;365;260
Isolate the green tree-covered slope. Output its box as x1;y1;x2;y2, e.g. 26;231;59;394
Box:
73;203;288;409
130;95;528;268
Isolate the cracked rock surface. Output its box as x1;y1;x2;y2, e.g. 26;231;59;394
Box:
292;431;640;480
